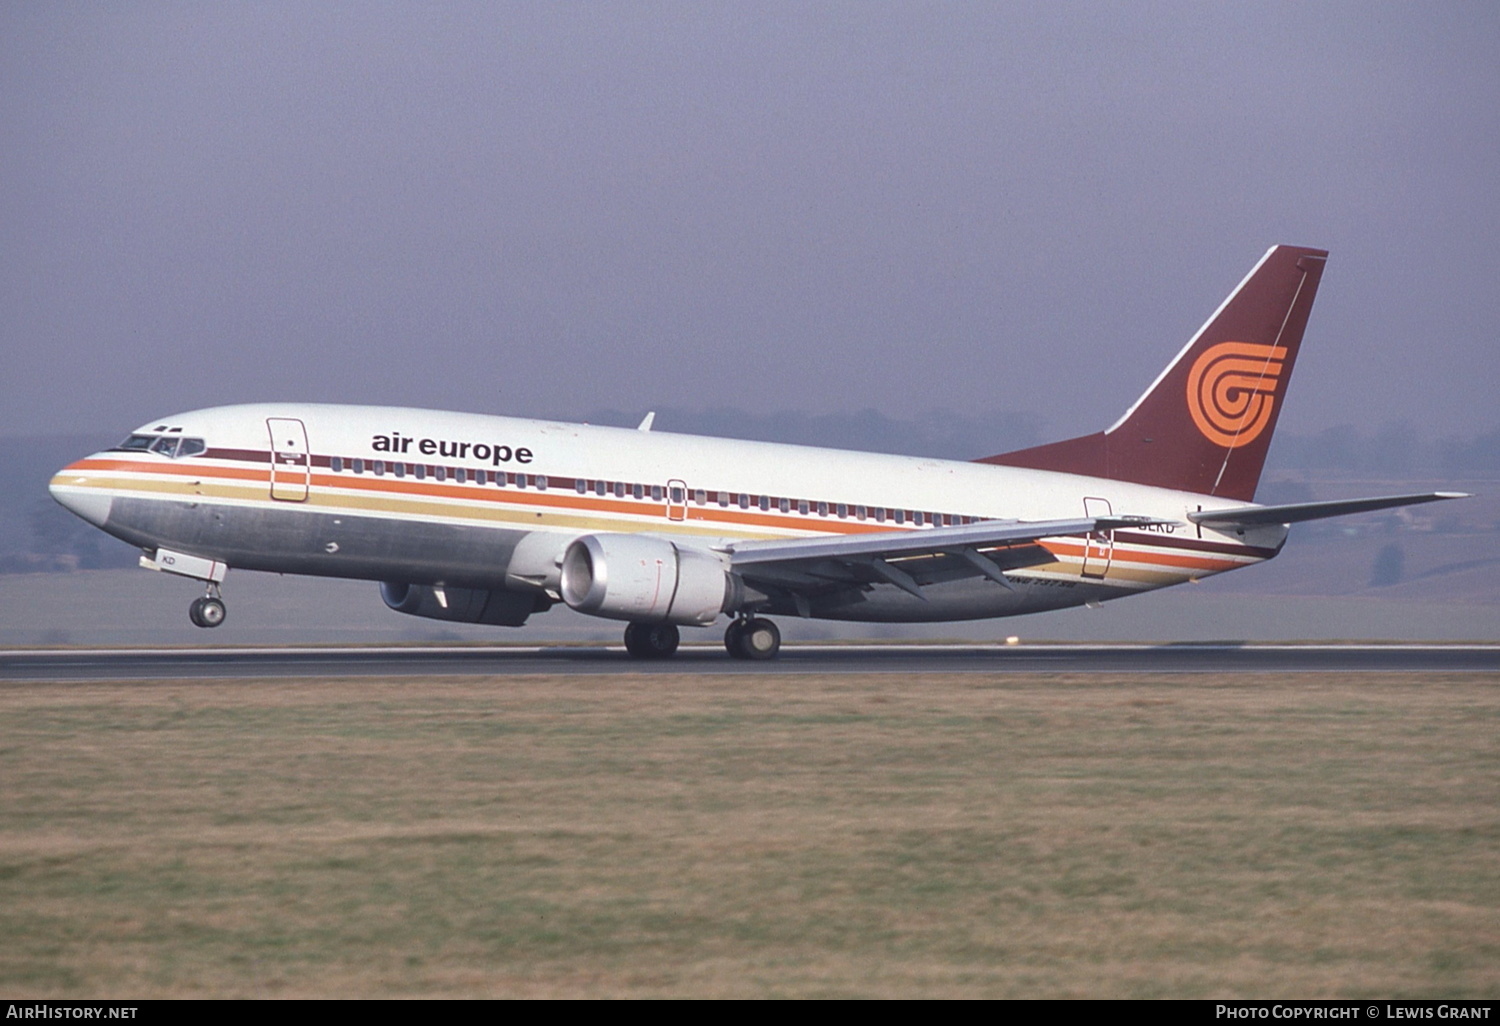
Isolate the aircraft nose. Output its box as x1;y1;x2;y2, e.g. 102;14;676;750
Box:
49;460;114;529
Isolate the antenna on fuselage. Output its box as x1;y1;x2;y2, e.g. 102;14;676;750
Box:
637;411;656;432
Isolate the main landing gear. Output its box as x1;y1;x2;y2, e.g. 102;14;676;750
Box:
623;621;679;659
620;617;782;660
725;617;780;661
188;583;227;629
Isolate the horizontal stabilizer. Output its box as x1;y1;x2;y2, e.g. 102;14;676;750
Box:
1188;492;1469;528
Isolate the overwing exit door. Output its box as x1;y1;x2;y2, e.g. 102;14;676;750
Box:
666;479;688;521
267;418;311;502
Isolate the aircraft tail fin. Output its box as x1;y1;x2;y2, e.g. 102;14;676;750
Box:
977;245;1329;501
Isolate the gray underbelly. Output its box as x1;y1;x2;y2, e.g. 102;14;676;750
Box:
104;497;535;588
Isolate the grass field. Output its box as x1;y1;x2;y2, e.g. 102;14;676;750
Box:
1;671;1496;998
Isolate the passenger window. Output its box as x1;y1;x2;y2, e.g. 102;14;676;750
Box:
817;501;828;516
595;481;606;495
694;489;706;505
614;481;625;498
633;483;644;500
394;463;405;478
798;500;809;515
893;509;904;525
536;476;548;490
836;503;847;518
331;456;343;473
353;458;364;474
373;460;385;476
759;495;769;511
653;485;664;502
670;486;683;503
415;465;426;480
874;507;885;523
434;466;445;482
779;497;790;513
576;479;587;494
738;493;749;509
456;467;467;484
475;469;486;485
495;471;506;487
913;511;924;526
517;474;528;489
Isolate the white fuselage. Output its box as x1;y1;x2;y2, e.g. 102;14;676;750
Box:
49;403;1288;626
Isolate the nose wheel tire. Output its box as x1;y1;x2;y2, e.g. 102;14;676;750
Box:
726;617;780;660
189;596;227;628
623;621;679;659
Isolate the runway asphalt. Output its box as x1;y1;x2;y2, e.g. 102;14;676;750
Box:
4;643;1500;680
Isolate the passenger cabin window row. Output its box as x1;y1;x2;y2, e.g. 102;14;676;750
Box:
323;454;980;528
328;455;547;489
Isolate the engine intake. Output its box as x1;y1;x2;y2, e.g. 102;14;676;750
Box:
560;534;732;625
380;582;540;626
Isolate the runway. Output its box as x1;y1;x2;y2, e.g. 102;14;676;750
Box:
4;643;1500;681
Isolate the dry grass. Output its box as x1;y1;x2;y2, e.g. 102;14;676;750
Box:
0;671;1496;998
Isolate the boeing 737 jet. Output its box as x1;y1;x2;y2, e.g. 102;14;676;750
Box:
49;245;1464;658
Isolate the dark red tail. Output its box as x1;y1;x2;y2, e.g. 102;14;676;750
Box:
977;245;1328;501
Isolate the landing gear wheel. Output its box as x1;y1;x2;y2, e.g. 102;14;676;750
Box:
189;596;226;628
198;597;226;628
727;617;780;660
623;621;679;659
724;619;747;657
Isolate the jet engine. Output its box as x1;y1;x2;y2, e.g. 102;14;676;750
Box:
379;582;541;626
559;534;734;625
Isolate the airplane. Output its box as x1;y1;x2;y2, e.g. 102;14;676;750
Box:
48;245;1466;659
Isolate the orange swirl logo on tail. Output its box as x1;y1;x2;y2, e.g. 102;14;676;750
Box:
1185;341;1288;448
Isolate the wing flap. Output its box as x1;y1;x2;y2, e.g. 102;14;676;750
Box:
726;516;1159;595
728;515;1160;566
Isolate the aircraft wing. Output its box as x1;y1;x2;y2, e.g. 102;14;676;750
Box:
724;515;1163;599
1188;492;1469;528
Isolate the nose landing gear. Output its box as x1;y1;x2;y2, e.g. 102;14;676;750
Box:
725;617;780;660
188;583;227;628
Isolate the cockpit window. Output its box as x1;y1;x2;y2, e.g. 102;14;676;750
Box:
113;434;207;458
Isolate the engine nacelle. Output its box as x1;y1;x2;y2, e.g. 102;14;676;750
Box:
380;582;540;626
560;534;732;625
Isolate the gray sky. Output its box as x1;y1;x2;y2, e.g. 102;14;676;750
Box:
4;2;1497;443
